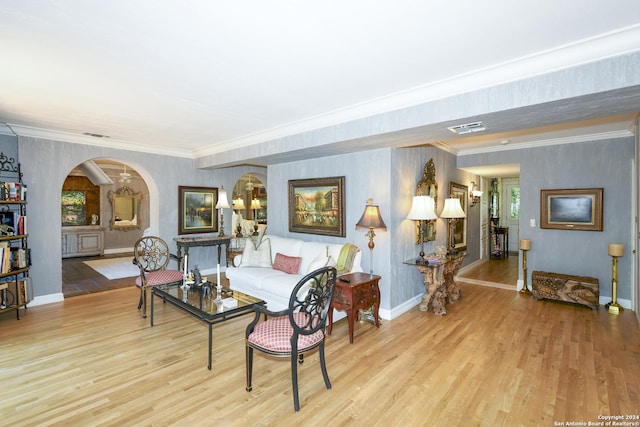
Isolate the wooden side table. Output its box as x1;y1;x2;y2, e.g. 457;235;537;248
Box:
327;272;381;344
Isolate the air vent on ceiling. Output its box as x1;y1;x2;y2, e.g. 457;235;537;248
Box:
447;121;486;135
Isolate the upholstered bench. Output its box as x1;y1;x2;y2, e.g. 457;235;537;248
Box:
531;271;599;309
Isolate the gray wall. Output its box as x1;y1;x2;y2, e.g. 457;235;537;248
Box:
18;136;260;299
268;146;481;316
458;137;634;300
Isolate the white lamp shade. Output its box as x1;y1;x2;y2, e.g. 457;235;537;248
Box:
250;199;261;210
216;187;230;209
233;197;245;210
406;196;438;220
440;198;466;219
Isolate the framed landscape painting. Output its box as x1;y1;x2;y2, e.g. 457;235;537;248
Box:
178;186;218;235
540;188;603;231
288;176;345;237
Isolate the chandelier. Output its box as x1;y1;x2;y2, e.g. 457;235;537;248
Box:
118;164;132;184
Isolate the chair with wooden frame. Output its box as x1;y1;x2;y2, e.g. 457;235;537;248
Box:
245;266;337;411
133;236;183;318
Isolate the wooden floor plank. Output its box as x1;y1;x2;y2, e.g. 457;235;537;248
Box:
1;281;639;426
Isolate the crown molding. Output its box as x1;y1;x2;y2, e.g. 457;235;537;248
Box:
457;129;634;157
195;24;640;159
7;124;193;159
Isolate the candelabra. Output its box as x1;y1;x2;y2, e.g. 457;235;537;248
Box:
519;239;531;294
605;243;624;315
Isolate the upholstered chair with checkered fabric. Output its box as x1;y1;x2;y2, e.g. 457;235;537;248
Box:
133;236;183;318
245;266;337;411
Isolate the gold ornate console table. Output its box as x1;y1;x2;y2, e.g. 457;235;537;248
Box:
405;253;465;315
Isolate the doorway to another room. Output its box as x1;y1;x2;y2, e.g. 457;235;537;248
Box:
458;175;521;289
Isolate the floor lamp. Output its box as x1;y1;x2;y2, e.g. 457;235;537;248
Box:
406;195;438;259
439;198;466;255
519;239;531;294
356;198;387;276
216;186;230;237
605;243;624;315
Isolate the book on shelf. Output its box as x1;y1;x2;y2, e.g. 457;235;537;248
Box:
0;181;27;201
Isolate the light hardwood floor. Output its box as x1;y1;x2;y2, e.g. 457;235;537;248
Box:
1;280;639;426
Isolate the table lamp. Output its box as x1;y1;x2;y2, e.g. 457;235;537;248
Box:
215;186;230;237
439;197;466;255
406;195;438;258
356;198;387;276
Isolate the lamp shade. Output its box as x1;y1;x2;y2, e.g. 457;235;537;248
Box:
250;199;261;210
406;196;438;220
233;197;245;210
608;244;624;257
519;239;531;250
215;187;230;209
356;203;387;231
439;198;466;219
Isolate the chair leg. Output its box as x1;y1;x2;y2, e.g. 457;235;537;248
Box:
246;346;253;392
142;287;148;319
319;342;332;390
291;351;300;412
137;288;143;309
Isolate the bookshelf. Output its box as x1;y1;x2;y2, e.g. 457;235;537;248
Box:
0;153;30;320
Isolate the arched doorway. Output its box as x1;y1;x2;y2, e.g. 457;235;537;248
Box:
60;159;156;297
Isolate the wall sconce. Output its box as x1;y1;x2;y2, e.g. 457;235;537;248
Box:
215;186;230;237
406;195;438;259
439;197;466;255
470;181;482;207
356;198;387;276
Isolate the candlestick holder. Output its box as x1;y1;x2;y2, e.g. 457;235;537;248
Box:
605;243;624;315
519;239;531;294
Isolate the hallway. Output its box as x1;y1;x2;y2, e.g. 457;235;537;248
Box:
457;255;520;290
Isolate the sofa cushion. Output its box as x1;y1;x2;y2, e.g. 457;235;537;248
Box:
239;237;272;268
262;274;306;300
306;250;337;273
273;253;302;274
298;242;330;273
268;235;304;263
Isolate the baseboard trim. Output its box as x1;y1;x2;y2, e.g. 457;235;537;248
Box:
28;293;64;307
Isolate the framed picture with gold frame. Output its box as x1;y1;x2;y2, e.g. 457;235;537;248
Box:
448;181;468;252
540;188;603;231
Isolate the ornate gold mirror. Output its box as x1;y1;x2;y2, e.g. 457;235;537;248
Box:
415;158;438;243
108;186;142;230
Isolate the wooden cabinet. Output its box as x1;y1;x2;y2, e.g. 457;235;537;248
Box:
62;226;104;258
327;272;381;343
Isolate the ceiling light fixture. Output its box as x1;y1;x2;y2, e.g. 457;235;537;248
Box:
118;164;132;184
447;121;487;135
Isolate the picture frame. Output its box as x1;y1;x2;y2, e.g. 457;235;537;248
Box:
178;186;218;235
61;190;86;226
540;188;603;231
448;181;468;252
288;176;345;237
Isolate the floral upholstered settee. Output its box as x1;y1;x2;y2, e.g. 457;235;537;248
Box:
225;234;362;311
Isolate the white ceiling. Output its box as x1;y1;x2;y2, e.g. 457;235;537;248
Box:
1;1;639;173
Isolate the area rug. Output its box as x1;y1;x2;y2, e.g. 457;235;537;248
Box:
83;257;139;280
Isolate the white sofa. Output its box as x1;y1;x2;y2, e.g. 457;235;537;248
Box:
225;234;363;311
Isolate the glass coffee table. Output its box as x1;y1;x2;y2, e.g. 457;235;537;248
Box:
150;282;265;370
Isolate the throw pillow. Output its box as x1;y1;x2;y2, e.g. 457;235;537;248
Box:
239;238;272;268
307;251;330;273
273;252;302;274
